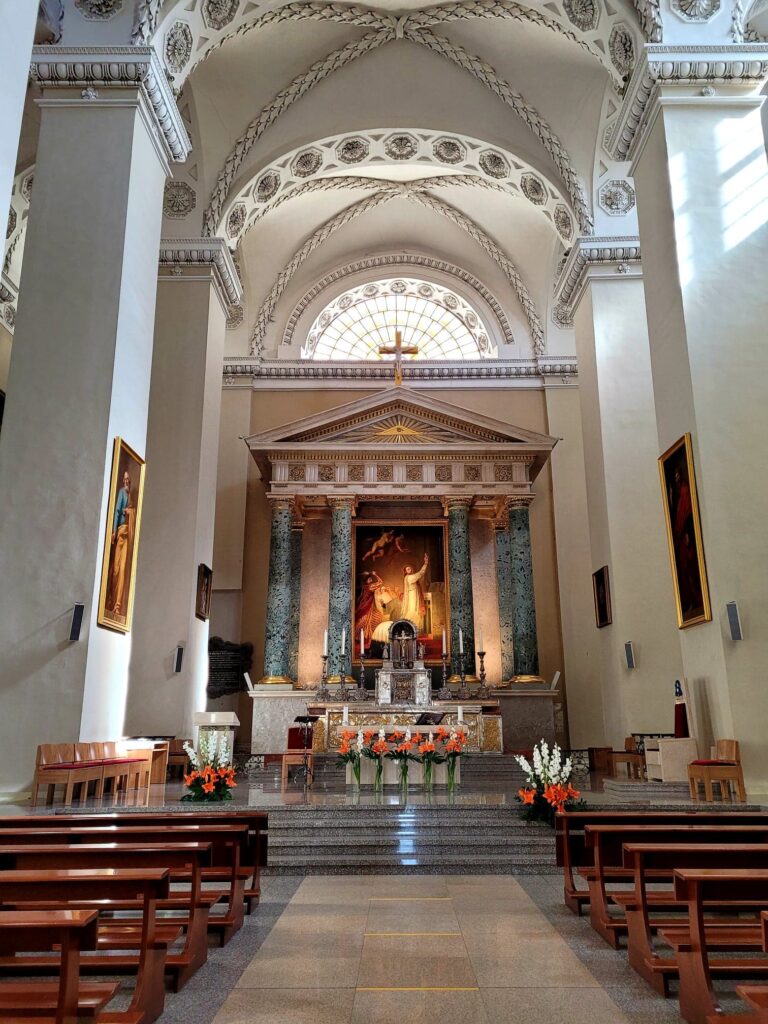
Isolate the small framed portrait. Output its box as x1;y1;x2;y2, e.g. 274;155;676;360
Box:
97;438;146;633
196;563;213;621
659;433;711;628
592;565;612;628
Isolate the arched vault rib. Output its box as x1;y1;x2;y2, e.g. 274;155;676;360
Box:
204;29;593;237
247;182;544;357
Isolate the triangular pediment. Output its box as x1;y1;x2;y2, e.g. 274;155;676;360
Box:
245;387;556;450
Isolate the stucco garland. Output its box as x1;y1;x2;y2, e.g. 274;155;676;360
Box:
247;183;543;356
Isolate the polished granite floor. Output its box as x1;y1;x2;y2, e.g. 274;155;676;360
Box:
149;872;710;1024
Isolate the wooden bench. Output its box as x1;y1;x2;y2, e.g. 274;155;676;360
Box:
0;868;171;1024
615;842;768;992
658;868;768;1024
5;811;269;915
583;823;768;947
555;810;768;915
0;909;125;1024
0;841;214;990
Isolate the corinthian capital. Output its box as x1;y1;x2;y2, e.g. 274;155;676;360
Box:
327;495;357;513
266;494;296;513
504;494;534;511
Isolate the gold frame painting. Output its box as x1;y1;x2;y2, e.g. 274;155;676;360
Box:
658;433;711;629
97;437;146;633
352;519;450;665
592;565;612;628
195;563;213;621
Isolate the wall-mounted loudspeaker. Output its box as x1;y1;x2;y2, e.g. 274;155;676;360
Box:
173;646;184;673
726;601;743;641
624;641;636;670
69;603;85;643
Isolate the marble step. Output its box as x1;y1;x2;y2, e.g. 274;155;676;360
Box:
265;812;534;830
269;838;555;856
265;853;559;875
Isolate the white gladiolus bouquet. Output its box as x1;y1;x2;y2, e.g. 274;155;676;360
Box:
181;731;236;802
184;730;231;771
514;739;581;824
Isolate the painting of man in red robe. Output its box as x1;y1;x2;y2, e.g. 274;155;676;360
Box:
659;434;711;628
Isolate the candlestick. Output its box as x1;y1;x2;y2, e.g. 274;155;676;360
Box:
437;651;451;701
316;653;331;701
358;651;366;696
476;649;490;698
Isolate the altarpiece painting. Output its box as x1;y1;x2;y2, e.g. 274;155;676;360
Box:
97;437;145;633
353;522;448;663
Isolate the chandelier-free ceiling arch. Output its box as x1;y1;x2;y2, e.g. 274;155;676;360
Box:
302;277;497;361
199;21;597;236
246;184;545;357
211;128;575;245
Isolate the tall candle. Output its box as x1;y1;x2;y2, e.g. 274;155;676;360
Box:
360;628;365;656
478;628;484;653
458;705;464;723
442;627;447;655
342;705;349;725
458;628;464;654
341;628;346;655
323;629;328;656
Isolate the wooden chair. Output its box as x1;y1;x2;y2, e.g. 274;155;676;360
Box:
611;737;645;780
281;725;314;788
688;740;747;803
93;742;135;801
167;740;190;779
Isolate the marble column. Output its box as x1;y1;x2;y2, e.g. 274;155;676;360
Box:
261;496;297;684
446;497;476;677
327;497;355;680
0;49;186;794
628;45;768;788
287;517;304;683
494;518;516;681
0;2;37;255
124;241;240;736
506;497;539;677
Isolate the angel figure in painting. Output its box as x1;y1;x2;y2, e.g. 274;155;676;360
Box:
361;528;395;563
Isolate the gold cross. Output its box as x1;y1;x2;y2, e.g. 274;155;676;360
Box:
378;329;418;386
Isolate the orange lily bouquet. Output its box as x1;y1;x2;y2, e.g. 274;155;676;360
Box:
336;729;363;786
361;729;390;790
514;739;583;825
417;731;447;791
442;728;465;791
182;732;237;803
384;729;418;789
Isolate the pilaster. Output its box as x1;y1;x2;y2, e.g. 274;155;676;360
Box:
260;496;297;685
445;496;476;677
505;496;540;678
288;517;305;683
494;517;516;681
327;496;356;680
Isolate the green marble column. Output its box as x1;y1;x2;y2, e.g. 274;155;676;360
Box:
507;496;539;677
494;518;516;681
287;519;304;683
261;496;295;683
327;497;355;680
446;497;476;677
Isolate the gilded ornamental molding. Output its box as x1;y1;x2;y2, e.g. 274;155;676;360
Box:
158;238;242;309
609;44;768;162
29;46;191;164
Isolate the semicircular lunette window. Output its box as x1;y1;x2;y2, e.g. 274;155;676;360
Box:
302;278;496;361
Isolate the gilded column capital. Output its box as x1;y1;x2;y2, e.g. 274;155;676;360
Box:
266;493;296;513
443;495;474;514
327;495;357;513
504;494;534;511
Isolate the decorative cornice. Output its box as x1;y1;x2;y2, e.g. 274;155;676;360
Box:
223;357;579;389
29;46;190;164
553;236;641;310
158;238;242;308
609;44;768;161
0;274;15;306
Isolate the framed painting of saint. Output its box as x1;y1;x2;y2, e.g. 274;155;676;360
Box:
592;565;612;628
353;521;449;663
659;433;711;628
196;563;213;621
97;437;146;633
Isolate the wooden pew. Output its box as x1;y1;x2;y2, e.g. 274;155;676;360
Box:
711;916;768;1022
0;868;171;1024
0;909;122;1023
0;842;213;990
2;811;268;917
555;810;768;915
583;824;768;947
659;868;768;1024
616;842;768;992
0;824;249;947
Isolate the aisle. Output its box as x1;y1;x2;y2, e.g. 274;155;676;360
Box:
213;875;633;1024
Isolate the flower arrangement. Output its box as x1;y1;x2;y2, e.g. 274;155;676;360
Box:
182;732;237;802
442;728;464;791
418;732;446;791
360;729;389;790
514;739;583;825
385;729;418;788
336;728;362;786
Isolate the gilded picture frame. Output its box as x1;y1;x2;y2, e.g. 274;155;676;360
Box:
352;520;450;665
97;437;146;633
195;563;213;621
592;565;612;628
658;433;712;629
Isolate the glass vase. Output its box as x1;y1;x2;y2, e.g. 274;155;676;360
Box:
423;760;433;791
374;759;384;791
398;760;409;790
447;757;457;792
351;758;361;787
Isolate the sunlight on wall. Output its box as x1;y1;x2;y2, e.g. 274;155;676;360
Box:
669;151;695;288
717;113;768;252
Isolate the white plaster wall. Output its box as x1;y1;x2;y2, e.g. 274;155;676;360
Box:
0;2;36;251
0;324;11;393
634;104;768;788
545;385;605;747
0;99;166;793
125;271;226;738
469;518;502;684
297;516;332;687
212;389;251;590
